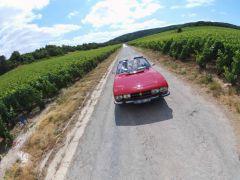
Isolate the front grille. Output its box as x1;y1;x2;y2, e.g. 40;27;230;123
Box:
130;90;153;100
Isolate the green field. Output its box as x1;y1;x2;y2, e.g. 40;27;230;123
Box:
0;45;120;142
129;26;240;84
0;45;120;97
131;26;240;46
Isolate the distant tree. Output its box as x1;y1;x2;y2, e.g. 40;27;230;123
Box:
9;51;22;63
33;48;49;59
0;55;6;61
62;45;76;53
45;45;65;56
21;53;35;63
81;43;89;50
88;43;98;49
177;28;182;33
0;55;8;75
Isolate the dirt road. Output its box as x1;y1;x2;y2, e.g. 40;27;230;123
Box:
64;46;240;179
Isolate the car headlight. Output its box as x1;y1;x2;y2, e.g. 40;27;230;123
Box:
123;94;131;99
159;87;168;92
151;89;160;94
115;95;123;101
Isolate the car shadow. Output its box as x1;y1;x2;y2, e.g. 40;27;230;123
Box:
114;98;173;126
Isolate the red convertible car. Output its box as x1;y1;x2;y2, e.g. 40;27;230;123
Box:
113;56;169;104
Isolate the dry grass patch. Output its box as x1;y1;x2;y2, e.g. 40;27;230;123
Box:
199;74;213;84
5;163;37;180
4;50;118;180
209;81;223;97
236;102;240;113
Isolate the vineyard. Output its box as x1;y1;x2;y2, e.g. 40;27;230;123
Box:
129;26;240;85
0;45;120;143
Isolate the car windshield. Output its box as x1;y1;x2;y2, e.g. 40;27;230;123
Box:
116;57;150;74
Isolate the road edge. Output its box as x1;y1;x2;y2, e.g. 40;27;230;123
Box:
44;52;119;180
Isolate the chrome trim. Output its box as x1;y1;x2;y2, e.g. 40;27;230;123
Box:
114;91;170;105
160;91;170;97
114;100;123;105
125;95;159;104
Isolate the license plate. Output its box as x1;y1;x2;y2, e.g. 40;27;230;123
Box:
134;98;151;104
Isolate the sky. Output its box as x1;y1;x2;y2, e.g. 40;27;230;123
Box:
0;0;239;57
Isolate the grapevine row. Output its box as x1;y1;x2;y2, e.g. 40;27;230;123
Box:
0;45;120;144
129;26;240;84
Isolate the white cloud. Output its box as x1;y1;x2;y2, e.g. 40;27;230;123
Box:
170;5;182;9
51;29;130;46
111;19;167;30
0;0;49;10
0;0;80;57
56;30;127;45
0;0;167;58
52;18;168;47
39;24;81;36
170;0;215;9
0;23;81;57
82;0;164;28
181;13;197;18
68;11;79;19
186;0;215;8
51;0;168;52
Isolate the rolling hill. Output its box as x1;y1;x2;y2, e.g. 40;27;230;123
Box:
107;21;240;44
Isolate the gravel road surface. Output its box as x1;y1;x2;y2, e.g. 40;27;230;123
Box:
65;46;240;180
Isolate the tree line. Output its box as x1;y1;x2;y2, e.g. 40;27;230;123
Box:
0;42;112;75
107;21;240;44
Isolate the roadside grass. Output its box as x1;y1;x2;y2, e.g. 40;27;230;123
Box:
4;50;118;180
135;47;240;151
199;74;213;84
5;163;35;180
236;103;240;113
135;47;240;112
209;81;223;97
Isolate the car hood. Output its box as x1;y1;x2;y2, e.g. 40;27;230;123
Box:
113;68;168;95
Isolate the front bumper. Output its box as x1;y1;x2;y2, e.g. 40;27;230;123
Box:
114;91;170;105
